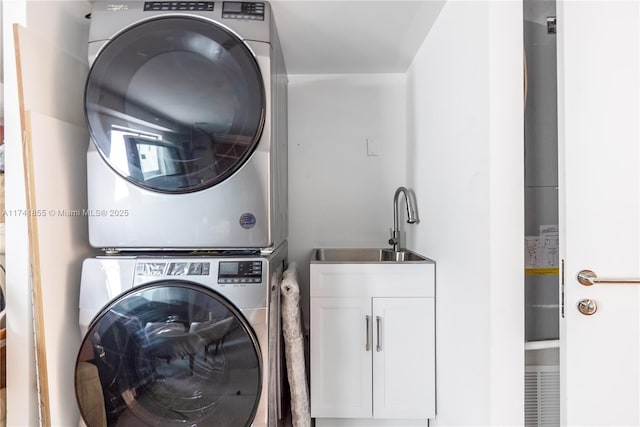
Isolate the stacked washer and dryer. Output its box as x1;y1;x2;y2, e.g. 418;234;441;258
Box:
74;2;289;426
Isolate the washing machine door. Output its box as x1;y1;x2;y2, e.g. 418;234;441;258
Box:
85;16;265;193
75;282;262;427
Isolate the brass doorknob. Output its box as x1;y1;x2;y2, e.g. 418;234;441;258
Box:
577;298;598;316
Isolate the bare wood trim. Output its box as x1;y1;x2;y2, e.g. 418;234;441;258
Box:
13;25;26;135
14;24;51;427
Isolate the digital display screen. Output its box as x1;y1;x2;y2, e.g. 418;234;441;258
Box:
224;2;243;12
219;262;239;276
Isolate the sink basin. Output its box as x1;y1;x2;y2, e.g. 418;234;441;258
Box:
311;248;428;263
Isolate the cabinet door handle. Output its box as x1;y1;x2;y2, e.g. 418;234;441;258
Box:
365;315;371;351
376;316;382;352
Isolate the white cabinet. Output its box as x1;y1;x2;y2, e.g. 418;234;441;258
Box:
311;297;373;418
310;260;435;424
372;297;434;419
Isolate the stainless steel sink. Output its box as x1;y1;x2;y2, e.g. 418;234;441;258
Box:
311;248;428;263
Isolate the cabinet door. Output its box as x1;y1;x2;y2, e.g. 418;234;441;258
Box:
311;297;372;418
372;297;435;419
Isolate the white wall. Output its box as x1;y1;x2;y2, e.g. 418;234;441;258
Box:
2;1;35;425
4;2;91;425
406;1;524;425
287;74;407;325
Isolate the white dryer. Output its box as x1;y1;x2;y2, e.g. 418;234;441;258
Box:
74;244;287;426
85;1;288;251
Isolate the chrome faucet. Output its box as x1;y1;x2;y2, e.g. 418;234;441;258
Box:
388;186;419;252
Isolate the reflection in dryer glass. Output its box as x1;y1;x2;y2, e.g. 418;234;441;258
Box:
85;17;266;193
75;284;261;427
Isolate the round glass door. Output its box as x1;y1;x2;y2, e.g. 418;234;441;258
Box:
85;16;266;193
75;283;262;427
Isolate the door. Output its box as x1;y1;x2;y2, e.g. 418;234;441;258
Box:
85;16;265;193
310;297;372;418
372;298;435;419
75;282;262;427
559;2;640;425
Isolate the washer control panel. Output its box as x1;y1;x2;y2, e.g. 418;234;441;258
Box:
134;258;264;286
222;2;265;20
143;2;214;11
218;260;263;284
136;261;211;276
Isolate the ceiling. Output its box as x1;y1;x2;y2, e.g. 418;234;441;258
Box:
271;1;446;74
0;1;445;82
0;1;444;121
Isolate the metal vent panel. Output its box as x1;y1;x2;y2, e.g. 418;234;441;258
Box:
525;365;560;427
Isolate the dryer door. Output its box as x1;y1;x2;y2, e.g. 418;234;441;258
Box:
75;282;262;427
85;16;265;193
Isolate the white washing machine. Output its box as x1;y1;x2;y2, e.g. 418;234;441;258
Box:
85;1;288;251
74;244;287;427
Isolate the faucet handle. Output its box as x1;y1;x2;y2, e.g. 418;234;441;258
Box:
388;228;397;246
